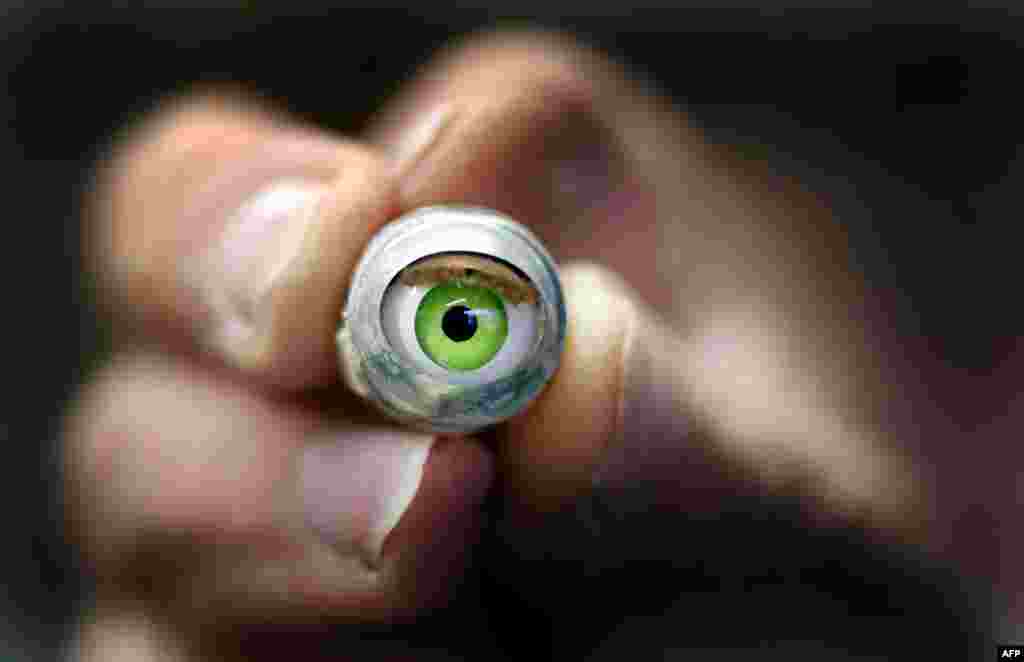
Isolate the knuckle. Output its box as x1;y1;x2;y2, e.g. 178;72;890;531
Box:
62;355;191;523
63;357;130;492
462;27;597;76
445;29;600;111
562;261;640;316
104;91;275;183
84;90;278;298
61;357;137;555
110;94;276;220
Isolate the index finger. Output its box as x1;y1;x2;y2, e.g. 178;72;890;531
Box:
86;91;398;389
367;30;928;539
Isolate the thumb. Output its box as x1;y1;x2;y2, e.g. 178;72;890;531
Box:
499;261;925;542
497;261;719;510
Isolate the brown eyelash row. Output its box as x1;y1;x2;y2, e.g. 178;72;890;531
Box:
397;253;540;305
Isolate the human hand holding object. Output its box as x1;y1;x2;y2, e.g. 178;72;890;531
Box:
63;29;965;661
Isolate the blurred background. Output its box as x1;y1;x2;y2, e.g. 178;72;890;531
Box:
2;2;1021;660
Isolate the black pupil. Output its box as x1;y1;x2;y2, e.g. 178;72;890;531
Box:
442;305;477;342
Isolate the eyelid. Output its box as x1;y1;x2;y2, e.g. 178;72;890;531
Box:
398;253;539;305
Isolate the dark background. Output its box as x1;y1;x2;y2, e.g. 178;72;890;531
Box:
2;3;1018;660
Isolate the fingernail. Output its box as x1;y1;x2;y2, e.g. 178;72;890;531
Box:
300;428;434;567
387;102;456;183
197;178;329;352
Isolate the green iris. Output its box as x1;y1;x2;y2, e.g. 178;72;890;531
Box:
415;281;508;371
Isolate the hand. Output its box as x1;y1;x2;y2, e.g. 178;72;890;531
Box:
64;29;940;660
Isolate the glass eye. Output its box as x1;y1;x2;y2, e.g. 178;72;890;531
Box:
337;206;565;434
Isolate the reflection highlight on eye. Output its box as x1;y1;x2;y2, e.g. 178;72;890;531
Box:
381;253;542;385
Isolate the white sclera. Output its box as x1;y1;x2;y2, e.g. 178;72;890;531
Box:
381;279;541;387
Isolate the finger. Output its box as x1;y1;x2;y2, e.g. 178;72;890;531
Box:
63;351;492;628
86;90;398;388
495;262;925;541
367;30;673;313
367;28;884;399
369;31;930;542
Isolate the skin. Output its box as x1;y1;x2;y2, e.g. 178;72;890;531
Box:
65;28;1020;660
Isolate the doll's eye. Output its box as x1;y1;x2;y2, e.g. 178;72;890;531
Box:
337;205;564;434
380;253;541;382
